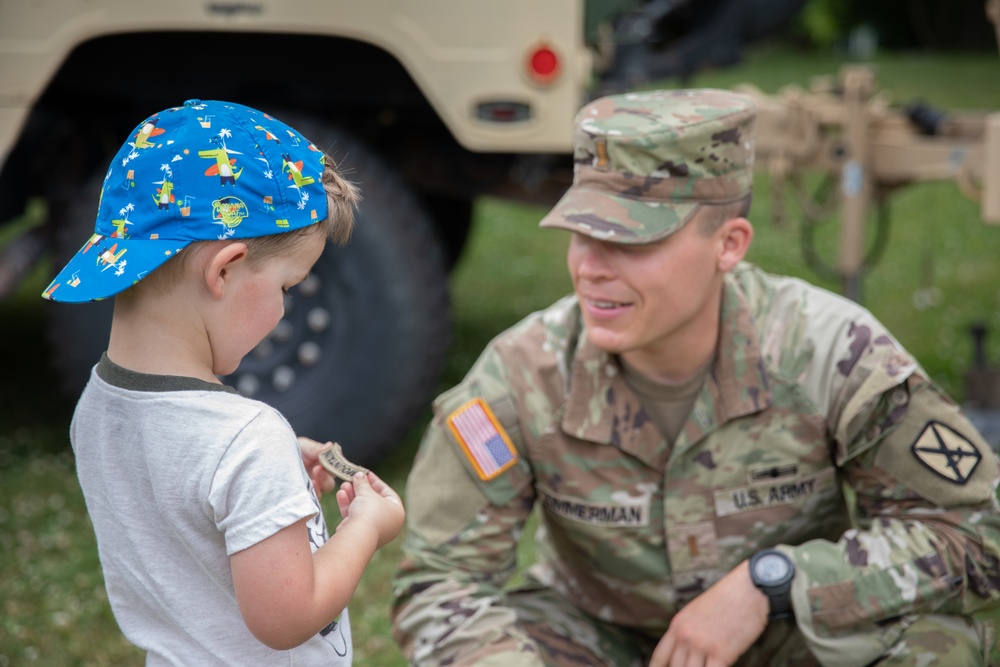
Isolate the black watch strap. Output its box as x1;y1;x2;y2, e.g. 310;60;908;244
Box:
766;586;793;620
749;548;795;621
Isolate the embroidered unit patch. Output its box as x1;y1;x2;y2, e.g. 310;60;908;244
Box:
911;420;981;485
447;398;518;481
318;442;369;482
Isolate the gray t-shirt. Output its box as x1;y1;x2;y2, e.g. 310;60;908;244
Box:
71;354;352;665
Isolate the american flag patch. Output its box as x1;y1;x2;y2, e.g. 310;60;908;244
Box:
447;398;518;481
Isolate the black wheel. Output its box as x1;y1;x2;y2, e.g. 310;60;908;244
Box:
46;123;452;467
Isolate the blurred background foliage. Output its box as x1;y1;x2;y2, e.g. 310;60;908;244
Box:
790;0;996;51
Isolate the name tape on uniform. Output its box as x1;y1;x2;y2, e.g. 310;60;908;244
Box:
540;490;650;527
713;468;835;517
447;398;518;481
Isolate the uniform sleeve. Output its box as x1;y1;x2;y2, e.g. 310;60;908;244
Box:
784;339;1000;667
391;348;544;667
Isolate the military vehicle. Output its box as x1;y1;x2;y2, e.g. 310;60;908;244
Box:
0;0;807;464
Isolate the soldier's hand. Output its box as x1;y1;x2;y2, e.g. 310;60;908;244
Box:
648;561;769;667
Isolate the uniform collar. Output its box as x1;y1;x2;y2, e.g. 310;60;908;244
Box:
675;276;773;452
560;277;772;464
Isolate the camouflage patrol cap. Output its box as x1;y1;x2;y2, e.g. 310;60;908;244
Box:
539;89;757;243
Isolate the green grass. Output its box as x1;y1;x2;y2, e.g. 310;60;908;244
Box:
2;45;1000;665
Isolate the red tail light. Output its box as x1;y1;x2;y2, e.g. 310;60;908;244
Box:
526;44;560;86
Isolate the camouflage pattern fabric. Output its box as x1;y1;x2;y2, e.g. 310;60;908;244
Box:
539;89;756;243
411;585;989;667
391;262;1000;666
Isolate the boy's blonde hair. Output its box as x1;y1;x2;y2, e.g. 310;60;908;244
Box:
121;156;360;299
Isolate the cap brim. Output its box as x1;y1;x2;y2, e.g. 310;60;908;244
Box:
42;234;188;303
539;185;700;244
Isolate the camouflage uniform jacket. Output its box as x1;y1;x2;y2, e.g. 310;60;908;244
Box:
392;262;1000;666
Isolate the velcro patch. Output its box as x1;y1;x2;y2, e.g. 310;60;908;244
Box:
714;468;835;517
666;521;719;571
540;490;651;527
911;420;981;485
447;398;518;481
748;463;798;484
318;443;369;482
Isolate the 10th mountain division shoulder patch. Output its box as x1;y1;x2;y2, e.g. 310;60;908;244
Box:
911;420;982;485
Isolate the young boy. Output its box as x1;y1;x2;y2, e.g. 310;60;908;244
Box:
42;99;405;664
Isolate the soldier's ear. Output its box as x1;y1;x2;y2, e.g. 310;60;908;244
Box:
717;217;752;272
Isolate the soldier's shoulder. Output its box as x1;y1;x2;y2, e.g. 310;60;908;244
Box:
499;294;581;335
493;294;583;358
434;295;582;413
732;262;875;329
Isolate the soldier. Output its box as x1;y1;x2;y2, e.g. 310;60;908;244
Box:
391;89;1000;666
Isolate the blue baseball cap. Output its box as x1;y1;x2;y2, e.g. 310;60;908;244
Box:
42;99;328;303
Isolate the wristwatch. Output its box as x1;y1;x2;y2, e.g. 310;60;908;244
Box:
748;548;795;621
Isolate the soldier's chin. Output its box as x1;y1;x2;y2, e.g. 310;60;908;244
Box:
584;327;630;355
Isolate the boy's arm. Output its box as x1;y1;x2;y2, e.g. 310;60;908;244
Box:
230;472;404;650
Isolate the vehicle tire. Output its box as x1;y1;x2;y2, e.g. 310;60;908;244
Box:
46;122;452;467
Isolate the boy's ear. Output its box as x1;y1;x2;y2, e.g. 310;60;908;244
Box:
204;242;249;299
717;217;753;272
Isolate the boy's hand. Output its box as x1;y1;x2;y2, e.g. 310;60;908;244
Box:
336;471;405;549
296;436;338;498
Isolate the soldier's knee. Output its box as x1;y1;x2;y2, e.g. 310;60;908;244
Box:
508;586;650;667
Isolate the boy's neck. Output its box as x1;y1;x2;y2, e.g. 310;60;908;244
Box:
107;291;221;384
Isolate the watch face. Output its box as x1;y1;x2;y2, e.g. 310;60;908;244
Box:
753;553;791;583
